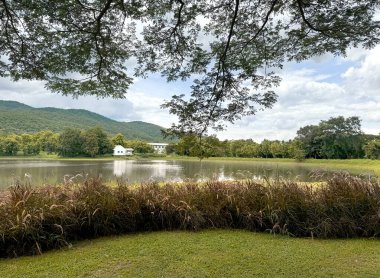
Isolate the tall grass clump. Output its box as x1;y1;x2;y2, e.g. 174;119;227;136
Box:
0;173;379;257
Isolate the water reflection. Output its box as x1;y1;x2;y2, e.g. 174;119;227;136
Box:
113;160;182;182
113;160;132;177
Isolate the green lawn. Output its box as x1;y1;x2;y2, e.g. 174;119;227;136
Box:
208;157;380;177
1;230;380;278
165;156;380;177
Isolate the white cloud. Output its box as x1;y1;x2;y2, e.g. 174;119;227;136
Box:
217;46;380;141
123;91;177;126
0;76;177;128
342;46;380;95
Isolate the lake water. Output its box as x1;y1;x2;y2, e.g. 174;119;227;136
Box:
0;159;369;190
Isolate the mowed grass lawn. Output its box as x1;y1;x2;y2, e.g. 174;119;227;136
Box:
203;157;380;177
1;230;380;278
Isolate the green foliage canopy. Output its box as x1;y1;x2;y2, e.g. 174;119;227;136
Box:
125;140;154;154
57;128;84;157
1;1;379;134
296;116;366;159
364;140;380;159
0;135;19;155
58;127;114;157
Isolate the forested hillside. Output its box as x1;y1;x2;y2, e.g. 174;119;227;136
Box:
0;100;167;142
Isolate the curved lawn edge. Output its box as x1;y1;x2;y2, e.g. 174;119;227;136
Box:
1;230;380;278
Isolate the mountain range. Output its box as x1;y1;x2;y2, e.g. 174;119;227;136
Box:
0;100;169;142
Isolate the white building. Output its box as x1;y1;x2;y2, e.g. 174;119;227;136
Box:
113;145;134;156
148;143;169;154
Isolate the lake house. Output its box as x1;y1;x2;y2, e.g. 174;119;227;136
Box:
113;145;134;156
148;143;169;154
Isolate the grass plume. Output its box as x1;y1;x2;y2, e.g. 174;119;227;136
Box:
0;172;379;257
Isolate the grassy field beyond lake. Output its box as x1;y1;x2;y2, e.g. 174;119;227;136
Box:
1;230;380;278
205;157;380;177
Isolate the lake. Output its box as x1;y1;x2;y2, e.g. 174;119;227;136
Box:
0;159;369;190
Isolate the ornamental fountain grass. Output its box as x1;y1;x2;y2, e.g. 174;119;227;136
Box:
0;172;379;257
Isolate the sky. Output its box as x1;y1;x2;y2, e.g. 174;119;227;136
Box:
0;45;379;142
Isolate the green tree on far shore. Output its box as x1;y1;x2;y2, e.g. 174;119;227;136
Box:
0;136;19;156
57;128;83;157
297;116;365;159
111;133;127;147
364;140;380;160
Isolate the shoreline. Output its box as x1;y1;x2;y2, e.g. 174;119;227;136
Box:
0;155;378;176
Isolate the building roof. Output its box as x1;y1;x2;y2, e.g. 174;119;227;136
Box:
113;145;125;149
113;145;134;151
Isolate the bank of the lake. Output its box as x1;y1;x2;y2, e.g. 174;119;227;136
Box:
1;230;380;278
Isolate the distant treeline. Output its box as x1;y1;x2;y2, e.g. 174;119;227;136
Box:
167;116;380;160
0;127;154;157
0;116;379;159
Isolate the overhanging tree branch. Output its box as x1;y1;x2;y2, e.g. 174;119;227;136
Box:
200;0;241;135
244;0;279;46
296;0;330;35
1;0;379;131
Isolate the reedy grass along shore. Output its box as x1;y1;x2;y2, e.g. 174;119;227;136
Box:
0;173;379;258
1;230;380;278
